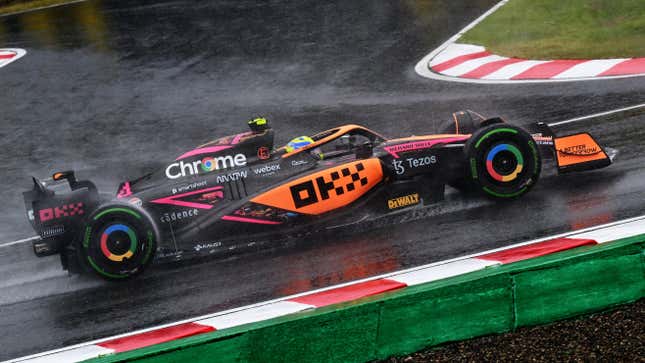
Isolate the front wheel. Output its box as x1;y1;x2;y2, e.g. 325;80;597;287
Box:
80;205;157;280
464;123;541;199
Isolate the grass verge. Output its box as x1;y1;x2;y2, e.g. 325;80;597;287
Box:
460;0;645;59
0;0;82;15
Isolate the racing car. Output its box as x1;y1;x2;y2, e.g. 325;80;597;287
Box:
23;112;613;279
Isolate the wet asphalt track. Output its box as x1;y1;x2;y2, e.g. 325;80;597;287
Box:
0;0;644;360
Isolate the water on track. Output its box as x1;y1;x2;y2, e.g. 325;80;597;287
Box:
0;0;643;359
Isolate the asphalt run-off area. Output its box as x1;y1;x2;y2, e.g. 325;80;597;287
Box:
0;0;644;361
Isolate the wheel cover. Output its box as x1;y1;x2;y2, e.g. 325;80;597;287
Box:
485;143;524;182
100;223;138;262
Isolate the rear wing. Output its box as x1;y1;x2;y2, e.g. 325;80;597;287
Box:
23;171;100;256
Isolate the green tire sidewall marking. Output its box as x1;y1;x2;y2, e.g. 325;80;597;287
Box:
475;128;518;149
93;207;141;221
83;226;92;248
87;256;128;279
528;140;540;173
86;207;152;278
469;157;478;179
142;230;154;264
483;186;527;198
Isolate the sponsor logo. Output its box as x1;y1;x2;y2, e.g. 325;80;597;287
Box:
251;159;383;215
194;241;222;251
257;146;271;160
560;144;600;156
392;156;437;175
407;155;437;167
165;154;247;179
291;159;308;167
388;193;420;210
290;162;367;209
393;159;405;175
531;134;553;146
157;249;182;258
128;197;142;207
216;170;247;183
172;180;207;195
253;163;281;176
385;137;469;158
160;208;199;223
39;202;84;222
554;134;607;168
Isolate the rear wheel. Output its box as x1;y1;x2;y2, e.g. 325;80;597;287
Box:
464;124;541;199
80;205;156;280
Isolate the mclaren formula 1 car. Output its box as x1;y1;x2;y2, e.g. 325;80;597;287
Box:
23;112;613;279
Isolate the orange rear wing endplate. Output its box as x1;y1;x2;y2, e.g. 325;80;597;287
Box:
553;132;611;173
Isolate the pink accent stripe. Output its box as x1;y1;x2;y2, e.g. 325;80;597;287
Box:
478;238;597;264
221;215;283;225
461;58;525;78
98;323;214;353
431;51;491;72
598;58;645;76
231;132;252;145
289;279;406;307
0;53;15;59
176;146;232;161
384;136;470;158
511;60;587;80
151;186;223;210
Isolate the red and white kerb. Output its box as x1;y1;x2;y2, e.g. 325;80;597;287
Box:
0;49;26;69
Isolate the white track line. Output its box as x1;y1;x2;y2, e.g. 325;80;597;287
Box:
0;236;38;248
11;214;645;363
548;102;645;127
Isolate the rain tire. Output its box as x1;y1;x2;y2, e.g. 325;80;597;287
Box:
79;205;157;280
464;123;541;199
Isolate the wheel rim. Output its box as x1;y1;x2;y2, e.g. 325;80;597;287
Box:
100;223;138;262
485;143;524;182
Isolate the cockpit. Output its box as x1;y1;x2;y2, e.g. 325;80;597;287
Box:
280;125;387;161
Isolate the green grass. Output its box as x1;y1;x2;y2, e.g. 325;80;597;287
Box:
460;0;645;59
0;0;80;15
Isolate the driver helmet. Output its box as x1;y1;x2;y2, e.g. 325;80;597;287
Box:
285;136;315;153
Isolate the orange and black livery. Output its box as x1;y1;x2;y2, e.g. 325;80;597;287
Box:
22;111;613;279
